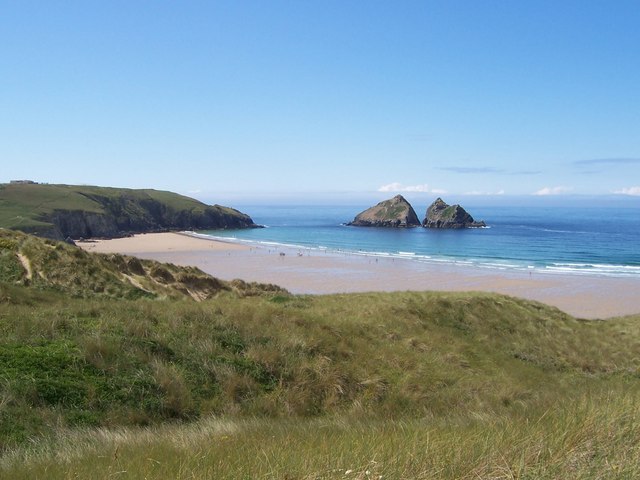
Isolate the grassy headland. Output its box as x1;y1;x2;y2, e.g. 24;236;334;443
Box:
1;229;640;478
0;182;257;239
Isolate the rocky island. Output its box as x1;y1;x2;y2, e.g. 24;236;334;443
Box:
422;197;486;228
347;195;421;228
0;182;260;240
349;195;486;229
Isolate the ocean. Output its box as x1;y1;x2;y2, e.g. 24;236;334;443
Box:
199;204;640;278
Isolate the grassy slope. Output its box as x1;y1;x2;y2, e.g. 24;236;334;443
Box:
0;184;103;230
1;231;640;478
2;288;639;478
0;229;282;300
0;183;249;234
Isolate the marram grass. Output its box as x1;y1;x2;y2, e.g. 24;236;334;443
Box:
3;393;640;479
2;288;640;478
2;231;640;478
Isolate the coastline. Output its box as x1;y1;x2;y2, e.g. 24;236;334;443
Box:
79;232;640;320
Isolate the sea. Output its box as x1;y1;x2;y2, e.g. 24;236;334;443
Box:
198;204;640;278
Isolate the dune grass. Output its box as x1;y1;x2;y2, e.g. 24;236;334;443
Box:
2;284;640;475
3;392;640;479
0;228;283;301
2;231;640;478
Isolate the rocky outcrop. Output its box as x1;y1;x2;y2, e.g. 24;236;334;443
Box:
348;195;421;228
44;197;257;239
422;198;486;229
45;210;120;239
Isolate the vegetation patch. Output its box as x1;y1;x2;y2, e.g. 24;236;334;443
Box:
0;250;24;283
0;230;639;477
0;229;283;300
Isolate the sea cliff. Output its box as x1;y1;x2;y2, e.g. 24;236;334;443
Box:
0;183;259;240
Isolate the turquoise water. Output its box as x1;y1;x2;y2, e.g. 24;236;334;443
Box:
199;205;640;278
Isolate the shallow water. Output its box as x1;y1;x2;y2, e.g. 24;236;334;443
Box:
200;205;640;278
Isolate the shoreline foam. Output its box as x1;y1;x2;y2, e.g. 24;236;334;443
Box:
196;231;640;279
79;232;640;320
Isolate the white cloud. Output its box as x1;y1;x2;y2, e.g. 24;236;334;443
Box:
431;188;448;194
533;186;573;196
378;182;431;193
464;189;505;196
614;186;640;196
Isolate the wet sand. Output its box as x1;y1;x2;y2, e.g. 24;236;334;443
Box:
79;232;640;319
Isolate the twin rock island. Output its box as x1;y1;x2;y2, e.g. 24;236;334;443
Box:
348;195;486;229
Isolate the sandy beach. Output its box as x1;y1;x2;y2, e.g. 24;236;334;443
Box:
79;232;640;319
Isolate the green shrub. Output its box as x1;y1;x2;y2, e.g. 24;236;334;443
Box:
0;251;24;283
0;238;18;251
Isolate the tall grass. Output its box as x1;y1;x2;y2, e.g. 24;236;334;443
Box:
2;229;640;477
2;285;640;452
4;392;639;479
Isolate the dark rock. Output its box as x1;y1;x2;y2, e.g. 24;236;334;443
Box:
47;210;120;239
348;195;421;228
422;198;486;229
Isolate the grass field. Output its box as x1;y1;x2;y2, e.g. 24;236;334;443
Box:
4;395;640;479
1;230;640;478
0;184;104;230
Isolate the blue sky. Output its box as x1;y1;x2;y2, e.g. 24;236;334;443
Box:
2;1;639;205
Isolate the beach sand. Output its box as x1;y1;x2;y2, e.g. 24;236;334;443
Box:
79;232;640;319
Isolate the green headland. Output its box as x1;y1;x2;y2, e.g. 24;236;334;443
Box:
0;182;257;240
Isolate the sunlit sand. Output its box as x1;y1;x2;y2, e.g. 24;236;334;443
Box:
80;232;640;319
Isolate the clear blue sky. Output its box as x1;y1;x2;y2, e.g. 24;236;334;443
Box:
2;1;639;205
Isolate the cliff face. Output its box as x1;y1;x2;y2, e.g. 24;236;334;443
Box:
0;183;259;240
423;198;486;229
348;195;421;228
44;198;257;239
